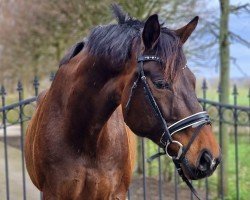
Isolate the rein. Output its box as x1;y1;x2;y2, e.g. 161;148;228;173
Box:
125;55;211;200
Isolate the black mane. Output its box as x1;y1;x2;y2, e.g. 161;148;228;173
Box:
59;41;85;67
111;3;130;24
85;5;143;66
155;28;185;80
59;4;143;67
59;4;185;79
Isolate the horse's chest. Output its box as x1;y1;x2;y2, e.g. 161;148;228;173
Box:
82;167;123;198
50;160;125;199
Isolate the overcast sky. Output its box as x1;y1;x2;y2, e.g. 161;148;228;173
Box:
190;0;250;79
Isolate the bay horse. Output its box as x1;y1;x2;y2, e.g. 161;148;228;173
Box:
25;5;221;200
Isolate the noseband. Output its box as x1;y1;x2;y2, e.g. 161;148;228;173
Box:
125;55;211;200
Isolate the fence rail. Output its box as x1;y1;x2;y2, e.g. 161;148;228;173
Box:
0;76;249;200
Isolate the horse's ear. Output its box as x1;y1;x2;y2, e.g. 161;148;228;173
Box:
142;14;160;50
175;16;199;44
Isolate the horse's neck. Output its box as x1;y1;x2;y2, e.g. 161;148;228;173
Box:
50;52;128;151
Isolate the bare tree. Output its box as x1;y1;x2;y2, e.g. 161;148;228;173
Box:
217;1;249;198
0;0;114;86
0;0;210;87
218;0;230;197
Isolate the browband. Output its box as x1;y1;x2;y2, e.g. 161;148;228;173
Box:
137;55;162;63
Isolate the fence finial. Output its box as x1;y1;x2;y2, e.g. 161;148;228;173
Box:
33;76;39;96
0;85;6;96
17;81;23;92
232;84;238;96
202;79;208;90
33;76;39;87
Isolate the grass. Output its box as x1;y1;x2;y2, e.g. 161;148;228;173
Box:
227;136;250;199
196;84;250;106
205;135;250;200
136;134;250;200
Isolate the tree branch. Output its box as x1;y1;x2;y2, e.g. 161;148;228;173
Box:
230;3;250;14
229;31;250;48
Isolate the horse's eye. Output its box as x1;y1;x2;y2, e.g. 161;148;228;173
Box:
153;80;170;90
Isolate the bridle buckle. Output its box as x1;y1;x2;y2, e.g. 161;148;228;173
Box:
159;132;167;146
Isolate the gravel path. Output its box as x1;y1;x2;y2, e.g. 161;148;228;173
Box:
0;141;40;200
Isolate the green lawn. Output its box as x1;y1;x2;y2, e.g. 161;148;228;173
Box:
136;134;250;200
204;135;250;200
196;84;249;106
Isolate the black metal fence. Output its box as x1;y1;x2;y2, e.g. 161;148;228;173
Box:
0;76;249;200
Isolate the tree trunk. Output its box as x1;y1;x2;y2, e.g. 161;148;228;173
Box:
218;0;230;198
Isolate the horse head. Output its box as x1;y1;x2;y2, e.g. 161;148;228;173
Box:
121;14;221;181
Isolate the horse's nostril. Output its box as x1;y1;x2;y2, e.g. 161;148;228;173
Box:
198;151;212;172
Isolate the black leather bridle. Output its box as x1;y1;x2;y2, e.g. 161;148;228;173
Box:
125;55;211;200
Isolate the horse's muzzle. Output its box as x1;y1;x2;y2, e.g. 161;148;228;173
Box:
182;153;221;180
